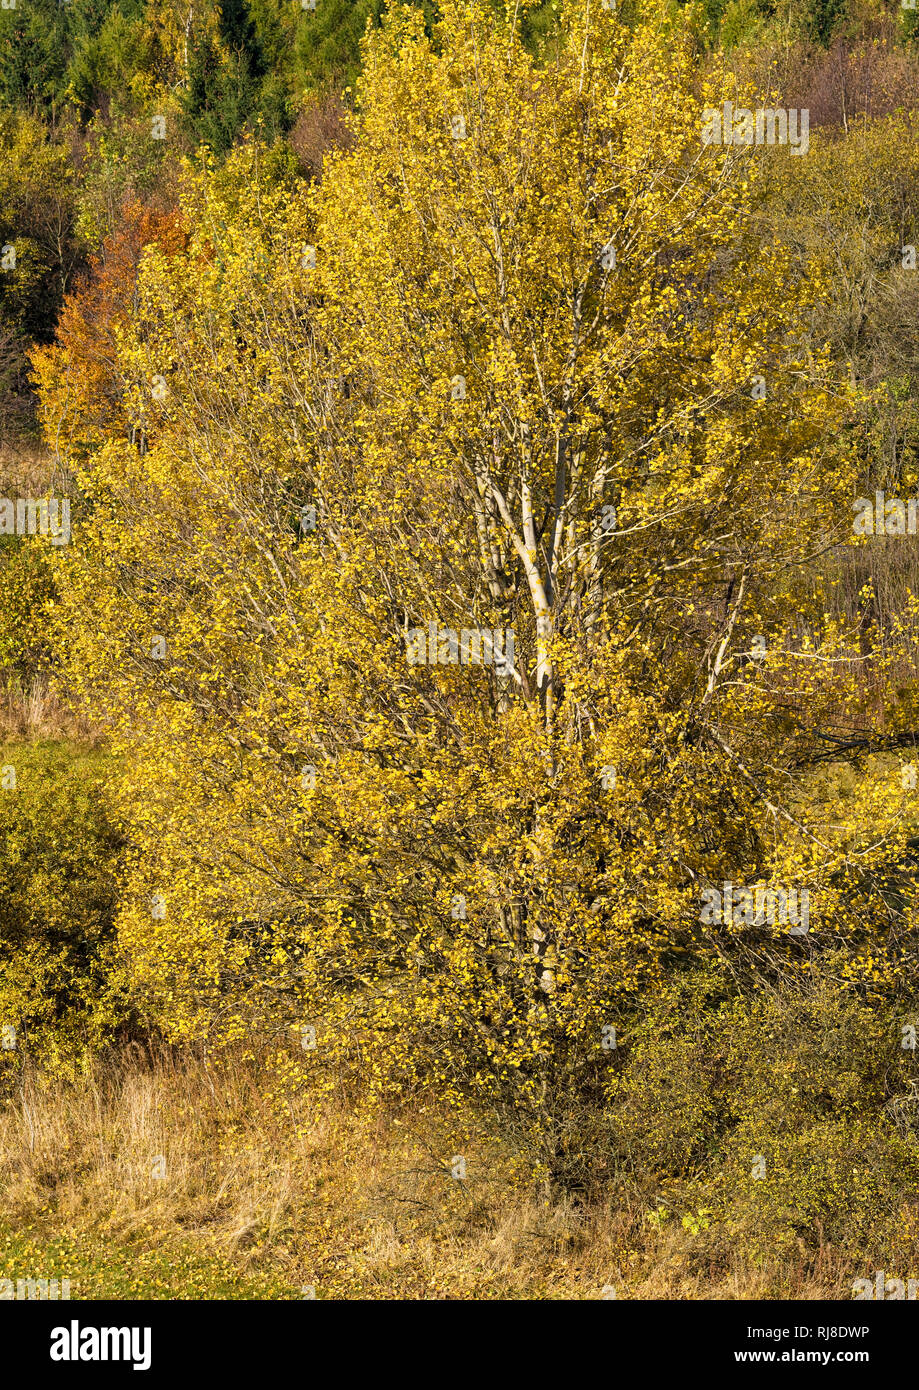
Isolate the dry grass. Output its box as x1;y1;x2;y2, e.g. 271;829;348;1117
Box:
0;1046;859;1300
0;440;69;497
0;675;100;741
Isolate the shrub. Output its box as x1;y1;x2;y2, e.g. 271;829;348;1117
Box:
0;741;126;1085
0;538;56;685
606;970;919;1258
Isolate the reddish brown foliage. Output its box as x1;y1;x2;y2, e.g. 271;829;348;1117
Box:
785;31;919;131
30;199;186;456
289;93;353;181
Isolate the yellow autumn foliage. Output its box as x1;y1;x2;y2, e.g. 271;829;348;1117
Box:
35;0;919;1170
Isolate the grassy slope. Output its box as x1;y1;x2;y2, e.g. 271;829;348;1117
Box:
0;1047;862;1300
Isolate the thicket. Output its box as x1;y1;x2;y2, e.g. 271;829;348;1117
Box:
0;742;124;1080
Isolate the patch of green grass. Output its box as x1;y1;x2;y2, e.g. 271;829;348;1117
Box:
0;1224;301;1300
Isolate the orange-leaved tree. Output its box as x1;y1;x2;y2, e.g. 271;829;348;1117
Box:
31;198;186;461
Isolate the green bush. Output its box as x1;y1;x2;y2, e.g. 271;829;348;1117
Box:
0;537;56;683
0;741;127;1083
606;969;919;1259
